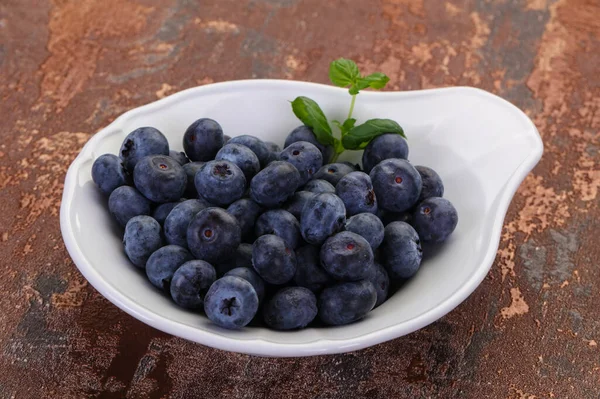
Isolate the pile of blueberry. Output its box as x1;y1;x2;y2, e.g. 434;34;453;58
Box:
91;118;458;330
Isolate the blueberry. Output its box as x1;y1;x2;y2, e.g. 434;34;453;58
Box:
345;213;385;250
335;171;378;216
215;143;260;181
412;197;458;243
366;262;389;307
225;267;266;303
214;243;254;276
187;207;241;264
279;141;323;185
320;231;374;281
223;134;231;143
285;125;334;163
255;209;301;249
293;245;333;293
415;166;444;201
183;118;224;162
146;245;194;292
182;161;204;198
169;150;190;166
164;199;207;247
313;163;355;186
381;221;422;280
249;161;301;208
119;127;170;171
204;276;259;329
226;198;263;238
195;160;246;207
300;193;346;245
341;161;361;171
380;210;413;226
133;155;187;203
263;287;317;330
123;216;163;268
228;135;270;167
370;158;422;212
92;154;132;195
170;260;216;309
318;280;377;325
108;186;152;227
281;191;315;220
152;200;182;225
264;141;281;164
252;234;296;285
361;133;409;173
303;179;335;194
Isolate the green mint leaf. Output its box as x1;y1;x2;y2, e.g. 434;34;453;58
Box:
329;58;360;87
331;120;343;131
342;118;356;132
342;118;405;150
291;96;334;146
360;72;390;89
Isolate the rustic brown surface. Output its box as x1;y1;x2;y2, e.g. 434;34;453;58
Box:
0;0;599;397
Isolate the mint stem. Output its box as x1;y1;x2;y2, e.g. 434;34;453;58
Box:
347;94;357;121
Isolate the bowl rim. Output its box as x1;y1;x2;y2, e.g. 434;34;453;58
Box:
60;80;543;357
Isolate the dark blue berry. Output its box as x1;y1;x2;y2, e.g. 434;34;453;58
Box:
108;186;151;227
313;163;355;186
152;200;182;225
223;134;231;143
204;276;259;329
123;216;163;268
263;287;317;330
228;135;270;167
170;260;216;309
318;280;377;325
293;245;333;293
187;207;241;263
119;127;169;171
195;160;246;206
164;199;207;247
92;154;132;195
215;143;260;181
226;198;263;238
361;133;409;173
370;158;422;212
381;221;422;280
279;141;323;185
146;245;194;292
225;267;266;303
335;171;378;216
169;150;190;165
284;125;334;163
182;161;204;198
415;166;444;201
264;141;281;164
183;118;224;162
412;197;458;243
320;231;374;281
252;234;296;285
214;243;254;276
341;161;361;171
366;262;389;307
255;209;301;249
300;193;346;245
303;179;335;194
282;191;315;220
249;161;301;208
133;155;187;203
345;213;385;250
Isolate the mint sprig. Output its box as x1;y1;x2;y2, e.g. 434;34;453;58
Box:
291;58;403;161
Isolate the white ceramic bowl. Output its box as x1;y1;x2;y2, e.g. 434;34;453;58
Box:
60;80;542;357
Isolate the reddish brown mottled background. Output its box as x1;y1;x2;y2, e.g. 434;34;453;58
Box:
1;0;599;398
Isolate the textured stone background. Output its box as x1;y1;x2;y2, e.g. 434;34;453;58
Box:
1;0;599;398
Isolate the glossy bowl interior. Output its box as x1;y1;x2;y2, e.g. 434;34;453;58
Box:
60;80;542;356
